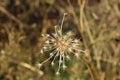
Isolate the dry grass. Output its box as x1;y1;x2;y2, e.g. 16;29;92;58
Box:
0;0;120;80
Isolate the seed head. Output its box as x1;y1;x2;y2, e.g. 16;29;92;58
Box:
38;13;85;74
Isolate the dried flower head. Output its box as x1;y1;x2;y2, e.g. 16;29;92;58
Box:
38;13;86;75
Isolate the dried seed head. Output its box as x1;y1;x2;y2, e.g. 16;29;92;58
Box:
38;13;86;74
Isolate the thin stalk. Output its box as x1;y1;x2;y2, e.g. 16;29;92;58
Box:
60;13;68;33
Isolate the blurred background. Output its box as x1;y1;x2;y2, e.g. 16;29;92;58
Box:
0;0;120;80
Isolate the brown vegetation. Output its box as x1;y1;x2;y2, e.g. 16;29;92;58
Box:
0;0;120;80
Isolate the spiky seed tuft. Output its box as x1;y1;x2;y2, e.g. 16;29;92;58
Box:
39;13;86;74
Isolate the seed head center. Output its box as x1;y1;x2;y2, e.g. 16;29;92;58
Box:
56;40;66;51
